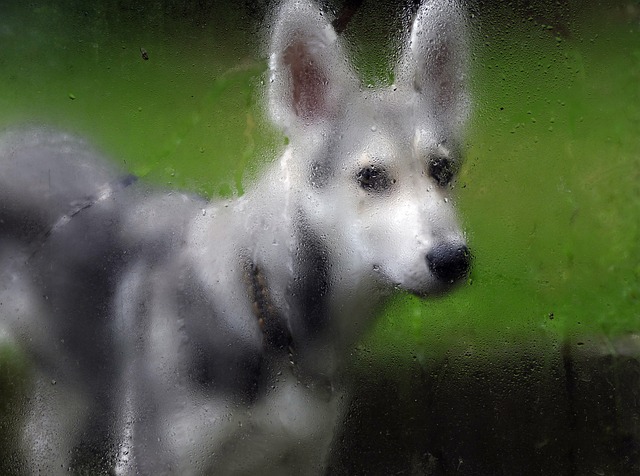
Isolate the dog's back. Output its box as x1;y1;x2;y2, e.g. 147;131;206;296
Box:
0;126;205;472
0;128;125;239
0;127;132;358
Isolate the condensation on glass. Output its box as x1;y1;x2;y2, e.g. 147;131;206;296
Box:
0;0;638;474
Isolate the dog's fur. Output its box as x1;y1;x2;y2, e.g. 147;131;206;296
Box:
0;0;470;474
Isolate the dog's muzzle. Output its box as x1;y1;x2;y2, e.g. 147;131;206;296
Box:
426;243;471;284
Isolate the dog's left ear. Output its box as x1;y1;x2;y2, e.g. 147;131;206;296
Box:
268;0;354;132
397;0;470;138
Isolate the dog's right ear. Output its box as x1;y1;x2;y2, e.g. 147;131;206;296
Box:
268;0;354;132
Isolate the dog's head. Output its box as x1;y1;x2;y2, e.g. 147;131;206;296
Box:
268;0;471;297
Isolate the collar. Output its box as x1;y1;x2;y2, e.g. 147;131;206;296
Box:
246;260;335;399
246;260;295;358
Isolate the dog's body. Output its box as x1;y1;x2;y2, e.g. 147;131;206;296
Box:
0;0;470;474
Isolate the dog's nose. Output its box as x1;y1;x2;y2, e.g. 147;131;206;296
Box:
426;244;471;284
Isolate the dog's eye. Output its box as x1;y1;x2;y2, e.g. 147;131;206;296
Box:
356;165;393;192
428;156;456;186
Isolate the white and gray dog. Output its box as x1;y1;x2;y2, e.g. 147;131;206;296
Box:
0;0;470;473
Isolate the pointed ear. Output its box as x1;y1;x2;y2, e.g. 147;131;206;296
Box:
396;0;470;138
268;0;354;131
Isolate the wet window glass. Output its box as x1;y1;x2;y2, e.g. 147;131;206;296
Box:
0;0;638;474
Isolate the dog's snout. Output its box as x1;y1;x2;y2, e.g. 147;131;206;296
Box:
426;244;471;284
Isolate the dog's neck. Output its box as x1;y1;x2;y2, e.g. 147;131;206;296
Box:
191;155;386;379
248;179;385;377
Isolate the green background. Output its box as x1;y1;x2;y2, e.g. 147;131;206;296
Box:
0;0;638;367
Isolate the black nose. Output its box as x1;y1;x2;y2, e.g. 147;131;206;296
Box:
426;244;471;284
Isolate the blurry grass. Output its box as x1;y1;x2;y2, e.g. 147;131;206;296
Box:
0;0;638;365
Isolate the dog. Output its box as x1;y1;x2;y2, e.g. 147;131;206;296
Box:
0;0;470;473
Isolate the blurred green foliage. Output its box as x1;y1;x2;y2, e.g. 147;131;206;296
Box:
0;0;638;366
